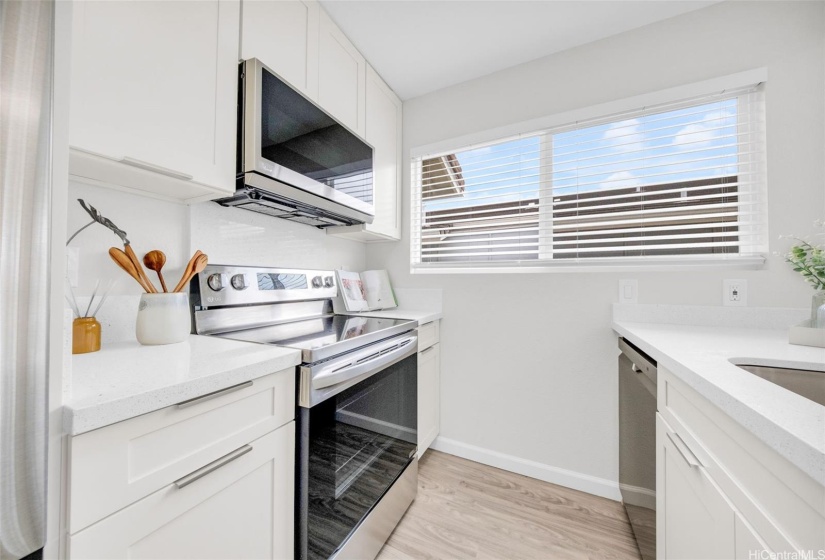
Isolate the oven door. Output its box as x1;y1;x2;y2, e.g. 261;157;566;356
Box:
296;337;418;560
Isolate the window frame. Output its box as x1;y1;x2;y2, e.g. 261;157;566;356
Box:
410;69;769;274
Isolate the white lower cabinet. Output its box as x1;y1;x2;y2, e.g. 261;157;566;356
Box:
69;425;294;560
66;369;296;559
657;414;735;560
735;514;771;560
417;321;441;457
657;366;823;559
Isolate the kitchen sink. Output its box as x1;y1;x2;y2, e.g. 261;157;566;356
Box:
734;364;825;407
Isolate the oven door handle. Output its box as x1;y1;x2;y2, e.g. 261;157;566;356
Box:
312;335;418;390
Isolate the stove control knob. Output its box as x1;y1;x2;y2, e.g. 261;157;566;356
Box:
230;274;248;291
311;275;323;288
207;273;224;291
324;276;334;288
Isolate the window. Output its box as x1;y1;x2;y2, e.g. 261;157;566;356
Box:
410;80;767;272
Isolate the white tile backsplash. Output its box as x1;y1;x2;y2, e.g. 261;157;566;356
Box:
67;182;190;296
189;202;366;271
72;295;142;344
67;181;368;344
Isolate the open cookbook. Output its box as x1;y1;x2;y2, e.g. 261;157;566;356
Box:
335;269;397;312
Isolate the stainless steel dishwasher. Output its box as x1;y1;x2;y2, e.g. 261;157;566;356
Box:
618;337;657;560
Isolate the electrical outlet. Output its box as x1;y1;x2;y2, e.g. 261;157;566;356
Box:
618;279;638;304
723;279;747;306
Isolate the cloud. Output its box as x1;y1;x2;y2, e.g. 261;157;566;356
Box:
601;118;645;152
672;110;735;150
602;171;640;190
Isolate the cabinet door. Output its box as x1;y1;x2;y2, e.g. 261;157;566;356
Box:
735;513;772;560
241;0;319;100
69;425;294;560
318;8;366;136
70;0;238;195
417;343;440;457
364;65;402;240
657;414;735;560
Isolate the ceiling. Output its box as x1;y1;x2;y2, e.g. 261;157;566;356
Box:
320;1;719;100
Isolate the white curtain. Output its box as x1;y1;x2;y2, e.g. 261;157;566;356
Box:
0;1;53;557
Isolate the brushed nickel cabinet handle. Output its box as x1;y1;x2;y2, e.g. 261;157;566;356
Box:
667;431;702;469
120;156;194;181
174;445;253;489
175;380;253;409
419;345;437;356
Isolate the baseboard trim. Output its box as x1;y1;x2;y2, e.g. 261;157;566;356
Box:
619;482;656;510
430;436;622;501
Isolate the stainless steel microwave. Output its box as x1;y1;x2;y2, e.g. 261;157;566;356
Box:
216;58;375;228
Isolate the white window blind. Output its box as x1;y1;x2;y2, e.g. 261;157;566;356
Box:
411;84;767;271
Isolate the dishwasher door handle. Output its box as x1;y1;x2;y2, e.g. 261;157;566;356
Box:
618;338;656;376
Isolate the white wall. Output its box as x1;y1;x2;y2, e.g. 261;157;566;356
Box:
367;1;825;497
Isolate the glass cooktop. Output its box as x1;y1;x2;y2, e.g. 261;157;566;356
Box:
215;314;415;363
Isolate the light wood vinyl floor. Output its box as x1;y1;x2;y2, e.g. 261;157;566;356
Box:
376;450;642;560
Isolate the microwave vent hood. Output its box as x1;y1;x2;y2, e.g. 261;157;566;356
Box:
216;181;362;228
223;58;375;229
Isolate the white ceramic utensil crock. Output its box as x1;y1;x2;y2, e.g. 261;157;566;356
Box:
136;293;190;345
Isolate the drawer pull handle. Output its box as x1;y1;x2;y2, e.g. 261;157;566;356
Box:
175;380;253;409
120;156;194;181
419;345;437;356
667;431;702;469
174;445;252;489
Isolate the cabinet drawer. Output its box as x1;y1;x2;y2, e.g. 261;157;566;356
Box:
69;369;295;533
69;423;294;560
417;320;440;352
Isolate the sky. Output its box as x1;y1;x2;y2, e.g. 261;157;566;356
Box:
423;98;740;213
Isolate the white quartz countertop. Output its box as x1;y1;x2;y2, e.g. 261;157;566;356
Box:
612;320;825;486
344;308;443;325
65;335;301;435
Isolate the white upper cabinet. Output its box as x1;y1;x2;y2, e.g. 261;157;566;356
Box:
327;65;402;242
240;0;319;100
318;8;366;137
365;65;402;240
69;0;239;202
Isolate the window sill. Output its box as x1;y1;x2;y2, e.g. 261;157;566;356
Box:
410;255;767;274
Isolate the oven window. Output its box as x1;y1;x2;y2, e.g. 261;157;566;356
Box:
260;69;374;203
301;353;417;560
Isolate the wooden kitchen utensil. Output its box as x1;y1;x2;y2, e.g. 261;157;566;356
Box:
143;250;169;292
124;244;157;293
173;252;208;293
109;247;153;292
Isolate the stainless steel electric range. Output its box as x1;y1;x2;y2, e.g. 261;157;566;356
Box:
190;265;418;560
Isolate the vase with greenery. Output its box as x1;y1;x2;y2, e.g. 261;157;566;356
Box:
783;220;825;328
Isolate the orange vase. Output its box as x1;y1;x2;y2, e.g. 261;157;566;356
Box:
72;317;101;354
